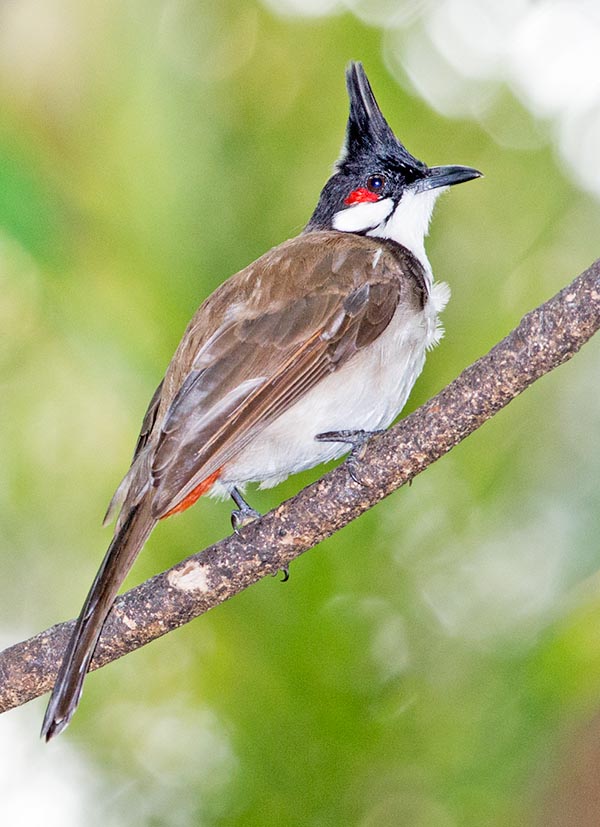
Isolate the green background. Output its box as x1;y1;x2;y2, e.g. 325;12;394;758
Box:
1;2;600;825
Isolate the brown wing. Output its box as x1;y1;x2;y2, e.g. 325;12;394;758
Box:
142;231;425;518
106;231;426;523
102;378;165;526
133;379;164;459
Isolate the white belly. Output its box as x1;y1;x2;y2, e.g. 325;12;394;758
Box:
217;281;449;491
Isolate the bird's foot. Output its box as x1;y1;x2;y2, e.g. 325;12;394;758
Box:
316;428;385;486
230;488;288;579
230;487;261;534
276;565;290;583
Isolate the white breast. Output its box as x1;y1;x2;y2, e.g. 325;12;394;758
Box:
218;278;450;492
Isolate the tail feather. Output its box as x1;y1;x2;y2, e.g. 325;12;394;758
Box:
41;497;156;741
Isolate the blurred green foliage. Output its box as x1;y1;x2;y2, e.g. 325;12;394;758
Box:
1;2;600;826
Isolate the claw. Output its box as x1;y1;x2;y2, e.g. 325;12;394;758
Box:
315;428;385;486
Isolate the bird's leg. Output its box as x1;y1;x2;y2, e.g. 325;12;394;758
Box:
315;429;385;486
230;486;261;534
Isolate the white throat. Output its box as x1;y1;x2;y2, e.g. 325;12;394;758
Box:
368;187;445;277
332;187;446;280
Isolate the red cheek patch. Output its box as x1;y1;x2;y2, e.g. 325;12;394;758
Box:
344;187;380;205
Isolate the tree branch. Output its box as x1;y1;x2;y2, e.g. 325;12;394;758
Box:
2;259;599;715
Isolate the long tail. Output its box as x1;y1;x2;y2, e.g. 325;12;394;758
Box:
41;496;156;741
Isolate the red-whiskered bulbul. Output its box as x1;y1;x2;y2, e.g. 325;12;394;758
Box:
41;62;481;740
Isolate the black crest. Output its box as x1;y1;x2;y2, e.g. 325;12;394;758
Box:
339;62;425;176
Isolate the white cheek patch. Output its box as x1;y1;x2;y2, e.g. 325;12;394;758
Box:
332;198;394;233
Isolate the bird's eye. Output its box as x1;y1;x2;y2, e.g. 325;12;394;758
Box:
366;174;386;194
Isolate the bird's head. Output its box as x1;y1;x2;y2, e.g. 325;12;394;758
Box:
306;62;481;265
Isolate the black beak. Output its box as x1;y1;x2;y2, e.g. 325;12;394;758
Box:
414;165;482;193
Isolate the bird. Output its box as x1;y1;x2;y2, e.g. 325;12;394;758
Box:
41;61;481;740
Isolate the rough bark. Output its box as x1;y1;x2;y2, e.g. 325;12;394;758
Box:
1;258;599;715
